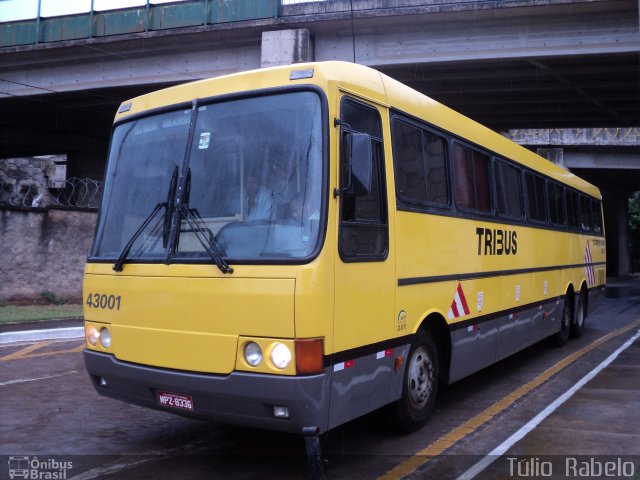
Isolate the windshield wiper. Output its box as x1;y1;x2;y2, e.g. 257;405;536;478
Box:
163;165;179;248
177;169;233;274
113;201;167;272
178;204;233;274
113;166;178;272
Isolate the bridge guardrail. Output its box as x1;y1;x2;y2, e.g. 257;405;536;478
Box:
1;0;280;48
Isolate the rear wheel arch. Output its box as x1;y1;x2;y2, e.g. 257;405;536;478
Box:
580;281;589;317
552;286;574;347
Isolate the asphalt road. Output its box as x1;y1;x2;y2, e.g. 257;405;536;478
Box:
1;290;639;480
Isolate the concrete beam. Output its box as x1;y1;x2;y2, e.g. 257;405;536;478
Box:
0;0;637;96
563;151;640;170
507;128;640;147
261;29;314;68
312;1;640;65
0;32;264;97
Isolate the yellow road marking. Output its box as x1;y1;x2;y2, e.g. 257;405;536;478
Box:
379;318;640;480
0;340;54;361
0;339;84;362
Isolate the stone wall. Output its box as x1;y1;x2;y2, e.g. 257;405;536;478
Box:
0;155;66;208
0;208;97;303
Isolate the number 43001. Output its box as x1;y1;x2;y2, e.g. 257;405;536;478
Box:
86;293;121;310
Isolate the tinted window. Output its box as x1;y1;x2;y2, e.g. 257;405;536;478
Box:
494;160;523;219
565;189;580;229
341;100;381;138
339;98;388;261
580;195;592;231
525;172;546;222
547;181;565;226
392;119;448;207
453;144;491;212
591;199;603;233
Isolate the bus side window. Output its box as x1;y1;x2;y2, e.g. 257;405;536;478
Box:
338;98;388;261
453;143;491;213
494;159;523;219
391;118;448;208
524;171;547;223
591;199;603;233
547;181;565;227
565;188;580;230
580;194;593;231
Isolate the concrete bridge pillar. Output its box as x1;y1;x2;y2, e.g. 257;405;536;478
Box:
604;193;632;277
261;29;314;68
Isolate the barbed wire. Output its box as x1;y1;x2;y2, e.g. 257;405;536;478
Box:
0;177;103;210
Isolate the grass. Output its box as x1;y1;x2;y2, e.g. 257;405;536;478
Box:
0;304;83;324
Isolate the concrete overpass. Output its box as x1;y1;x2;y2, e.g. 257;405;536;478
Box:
1;0;639;275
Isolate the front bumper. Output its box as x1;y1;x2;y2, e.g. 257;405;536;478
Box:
84;350;330;434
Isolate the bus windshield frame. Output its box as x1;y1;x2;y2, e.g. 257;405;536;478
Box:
89;87;328;267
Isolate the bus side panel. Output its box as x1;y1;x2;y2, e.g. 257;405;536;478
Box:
449;296;562;382
449;318;499;382
495;296;562;361
327;346;410;430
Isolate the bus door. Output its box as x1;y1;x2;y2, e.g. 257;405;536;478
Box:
329;94;396;429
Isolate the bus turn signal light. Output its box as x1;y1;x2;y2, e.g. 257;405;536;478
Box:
295;338;324;375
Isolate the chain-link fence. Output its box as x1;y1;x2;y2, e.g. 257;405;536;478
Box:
0;177;103;210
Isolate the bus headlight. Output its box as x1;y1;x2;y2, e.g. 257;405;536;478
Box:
87;326;99;346
244;342;263;367
99;327;111;348
270;343;292;370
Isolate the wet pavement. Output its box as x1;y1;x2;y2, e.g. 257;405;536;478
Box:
1;278;639;479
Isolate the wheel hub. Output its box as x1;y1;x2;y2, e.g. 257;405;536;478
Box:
408;347;433;409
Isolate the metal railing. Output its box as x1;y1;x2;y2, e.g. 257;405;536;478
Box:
1;0;280;47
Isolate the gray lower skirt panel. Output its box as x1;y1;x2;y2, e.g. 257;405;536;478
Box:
449;297;563;383
83;350;331;434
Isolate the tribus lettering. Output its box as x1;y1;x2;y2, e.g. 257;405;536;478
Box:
476;227;517;255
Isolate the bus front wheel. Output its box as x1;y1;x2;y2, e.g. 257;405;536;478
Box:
389;332;439;432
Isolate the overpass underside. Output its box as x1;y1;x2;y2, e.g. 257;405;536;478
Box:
1;0;638;275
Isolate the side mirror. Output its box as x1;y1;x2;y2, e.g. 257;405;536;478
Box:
349;132;372;196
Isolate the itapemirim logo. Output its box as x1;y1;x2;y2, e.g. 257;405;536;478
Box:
7;456;72;480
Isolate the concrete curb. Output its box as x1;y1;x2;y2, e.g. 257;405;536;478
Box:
0;326;84;345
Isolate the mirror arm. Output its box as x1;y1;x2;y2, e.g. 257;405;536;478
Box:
334;119;352;198
333;164;352;198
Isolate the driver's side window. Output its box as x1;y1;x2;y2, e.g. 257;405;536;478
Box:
338;98;388;261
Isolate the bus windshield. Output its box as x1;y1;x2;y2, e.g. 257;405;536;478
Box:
91;91;324;264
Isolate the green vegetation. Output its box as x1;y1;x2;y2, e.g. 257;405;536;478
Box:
40;289;63;305
0;304;83;324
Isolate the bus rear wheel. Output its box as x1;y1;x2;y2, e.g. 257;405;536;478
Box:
570;294;585;338
389;332;439;432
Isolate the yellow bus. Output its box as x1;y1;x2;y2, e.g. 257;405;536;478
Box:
83;61;605;440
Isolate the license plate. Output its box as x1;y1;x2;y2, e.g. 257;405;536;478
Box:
156;390;194;412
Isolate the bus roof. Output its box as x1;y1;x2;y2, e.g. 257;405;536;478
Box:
115;61;601;199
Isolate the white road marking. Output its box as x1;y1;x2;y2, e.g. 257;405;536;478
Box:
457;328;640;480
0;370;78;387
0;327;84;345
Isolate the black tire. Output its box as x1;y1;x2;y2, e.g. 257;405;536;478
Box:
388;331;439;432
551;296;571;347
570;293;586;338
